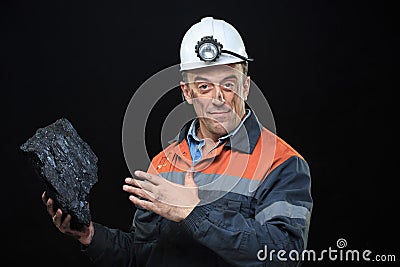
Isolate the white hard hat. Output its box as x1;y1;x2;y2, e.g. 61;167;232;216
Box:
180;17;253;71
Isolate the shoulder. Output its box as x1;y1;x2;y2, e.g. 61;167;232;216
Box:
258;128;308;174
260;128;304;158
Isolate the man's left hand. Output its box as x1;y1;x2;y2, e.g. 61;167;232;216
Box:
123;170;200;222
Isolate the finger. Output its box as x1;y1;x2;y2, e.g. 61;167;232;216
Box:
124;177;142;187
124;185;157;202
134;170;160;185
46;198;56;216
133;179;156;192
124;177;134;185
123;180;156;200
129;195;160;213
124;178;155;192
184;170;197;187
59;214;72;231
52;209;62;228
41;191;48;204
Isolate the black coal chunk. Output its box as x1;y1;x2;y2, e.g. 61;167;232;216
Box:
20;118;98;231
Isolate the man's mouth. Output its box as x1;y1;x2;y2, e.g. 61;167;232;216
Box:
207;110;231;121
209;111;229;114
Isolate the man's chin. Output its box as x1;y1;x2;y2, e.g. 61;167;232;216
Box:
202;118;236;137
209;123;231;137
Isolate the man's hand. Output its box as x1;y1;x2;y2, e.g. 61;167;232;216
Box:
123;170;200;222
41;192;94;246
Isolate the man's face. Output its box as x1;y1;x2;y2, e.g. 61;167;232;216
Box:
180;64;250;141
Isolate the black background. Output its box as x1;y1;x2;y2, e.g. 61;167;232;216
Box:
1;0;396;266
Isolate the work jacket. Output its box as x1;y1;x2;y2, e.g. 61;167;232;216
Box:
83;111;313;267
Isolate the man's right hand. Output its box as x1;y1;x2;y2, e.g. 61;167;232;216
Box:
41;191;94;246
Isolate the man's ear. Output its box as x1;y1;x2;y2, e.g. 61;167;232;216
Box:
242;76;250;101
180;82;193;104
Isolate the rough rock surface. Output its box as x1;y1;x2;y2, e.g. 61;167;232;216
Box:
20;118;98;230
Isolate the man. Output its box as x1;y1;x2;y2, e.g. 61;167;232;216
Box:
44;17;313;266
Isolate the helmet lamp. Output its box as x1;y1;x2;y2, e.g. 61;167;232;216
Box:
195;36;222;62
195;35;254;63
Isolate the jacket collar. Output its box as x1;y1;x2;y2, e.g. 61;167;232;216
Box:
172;109;262;154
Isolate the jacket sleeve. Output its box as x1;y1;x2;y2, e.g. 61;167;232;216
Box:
82;222;136;267
180;156;313;267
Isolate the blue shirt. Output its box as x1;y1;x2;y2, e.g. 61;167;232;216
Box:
186;109;252;165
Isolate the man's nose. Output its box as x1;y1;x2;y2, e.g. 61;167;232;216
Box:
212;84;226;105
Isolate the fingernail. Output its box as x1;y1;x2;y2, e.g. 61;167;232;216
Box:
125;177;132;183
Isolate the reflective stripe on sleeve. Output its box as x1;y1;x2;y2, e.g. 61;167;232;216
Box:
255;201;311;224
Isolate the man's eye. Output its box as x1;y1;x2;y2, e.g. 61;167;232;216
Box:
223;83;235;90
198;84;209;90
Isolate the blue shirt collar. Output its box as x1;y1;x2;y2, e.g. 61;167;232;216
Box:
171;107;263;154
187;109;252;144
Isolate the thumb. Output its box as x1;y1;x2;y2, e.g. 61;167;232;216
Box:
184;170;196;187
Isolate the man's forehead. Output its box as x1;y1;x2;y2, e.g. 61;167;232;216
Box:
186;64;244;80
